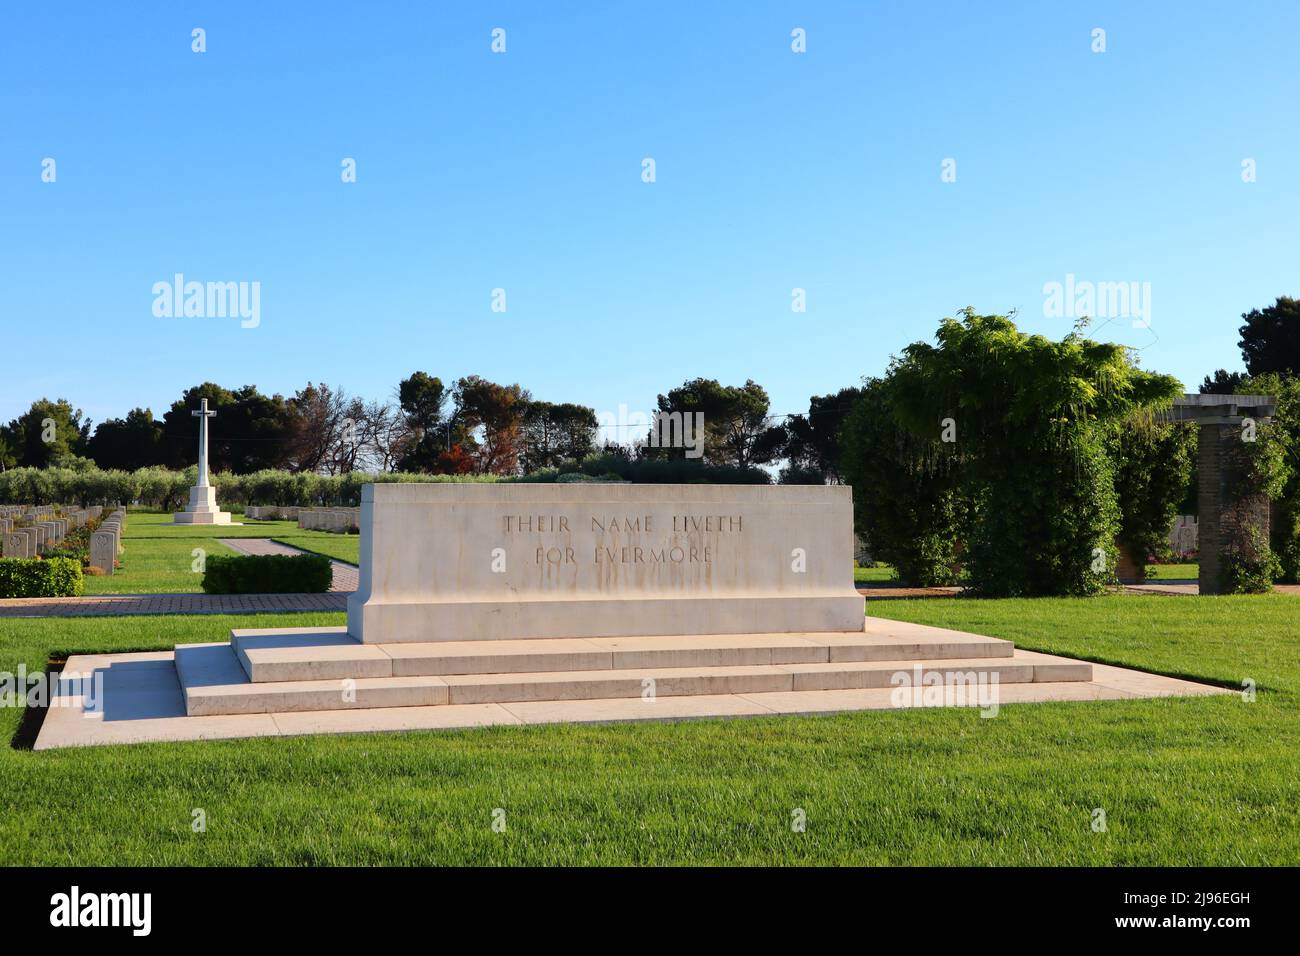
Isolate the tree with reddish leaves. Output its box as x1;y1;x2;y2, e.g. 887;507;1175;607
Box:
453;375;531;475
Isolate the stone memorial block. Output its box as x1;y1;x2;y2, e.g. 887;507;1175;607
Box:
347;483;864;644
21;528;39;555
89;532;116;574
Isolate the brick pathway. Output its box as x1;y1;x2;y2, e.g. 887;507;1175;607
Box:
0;592;347;618
864;582;1300;599
5;573;1292;620
1125;582;1300;596
858;585;962;600
218;538;360;592
0;539;359;618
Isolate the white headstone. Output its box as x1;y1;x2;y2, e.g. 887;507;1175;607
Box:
3;532;30;558
89;531;116;574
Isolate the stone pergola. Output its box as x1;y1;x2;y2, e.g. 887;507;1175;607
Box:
1158;393;1277;595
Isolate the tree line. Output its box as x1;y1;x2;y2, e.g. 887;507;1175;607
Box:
3;297;1296;591
0;372;833;479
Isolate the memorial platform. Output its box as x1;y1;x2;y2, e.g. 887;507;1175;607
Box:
33;483;1229;749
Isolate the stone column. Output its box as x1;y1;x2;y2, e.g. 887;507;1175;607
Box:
1116;545;1144;584
1198;423;1272;595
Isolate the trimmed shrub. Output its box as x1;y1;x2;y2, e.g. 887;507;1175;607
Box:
43;542;89;566
201;553;333;594
0;557;84;598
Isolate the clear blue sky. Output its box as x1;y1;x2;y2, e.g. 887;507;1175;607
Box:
2;1;1297;436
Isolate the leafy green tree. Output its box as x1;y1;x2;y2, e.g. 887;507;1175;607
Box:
395;372;452;472
782;386;865;483
1244;373;1300;582
87;408;164;470
886;309;1182;596
521;401;598;472
3;398;90;467
1107;420;1196;577
1199;369;1247;394
839;378;966;585
647;378;785;468
1239;296;1300;377
160;383;296;473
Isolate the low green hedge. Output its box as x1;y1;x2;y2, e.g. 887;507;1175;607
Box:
201;553;333;594
0;557;85;598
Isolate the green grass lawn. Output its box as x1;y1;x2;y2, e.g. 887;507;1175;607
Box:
269;531;359;564
80;512;357;593
853;564;896;584
854;564;1199;585
1;595;1296;865
1146;563;1198;580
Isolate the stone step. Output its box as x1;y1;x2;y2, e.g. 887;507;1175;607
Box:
175;643;448;716
177;642;1088;716
229;626;1015;683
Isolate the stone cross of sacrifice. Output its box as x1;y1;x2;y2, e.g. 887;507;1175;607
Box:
192;399;217;488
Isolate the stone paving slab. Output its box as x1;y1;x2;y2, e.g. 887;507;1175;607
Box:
32;645;1233;750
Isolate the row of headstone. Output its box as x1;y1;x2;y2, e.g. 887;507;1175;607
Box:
298;508;361;533
1;504;105;559
88;509;127;574
245;505;303;520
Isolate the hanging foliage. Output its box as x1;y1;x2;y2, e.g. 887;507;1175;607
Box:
847;309;1183;596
